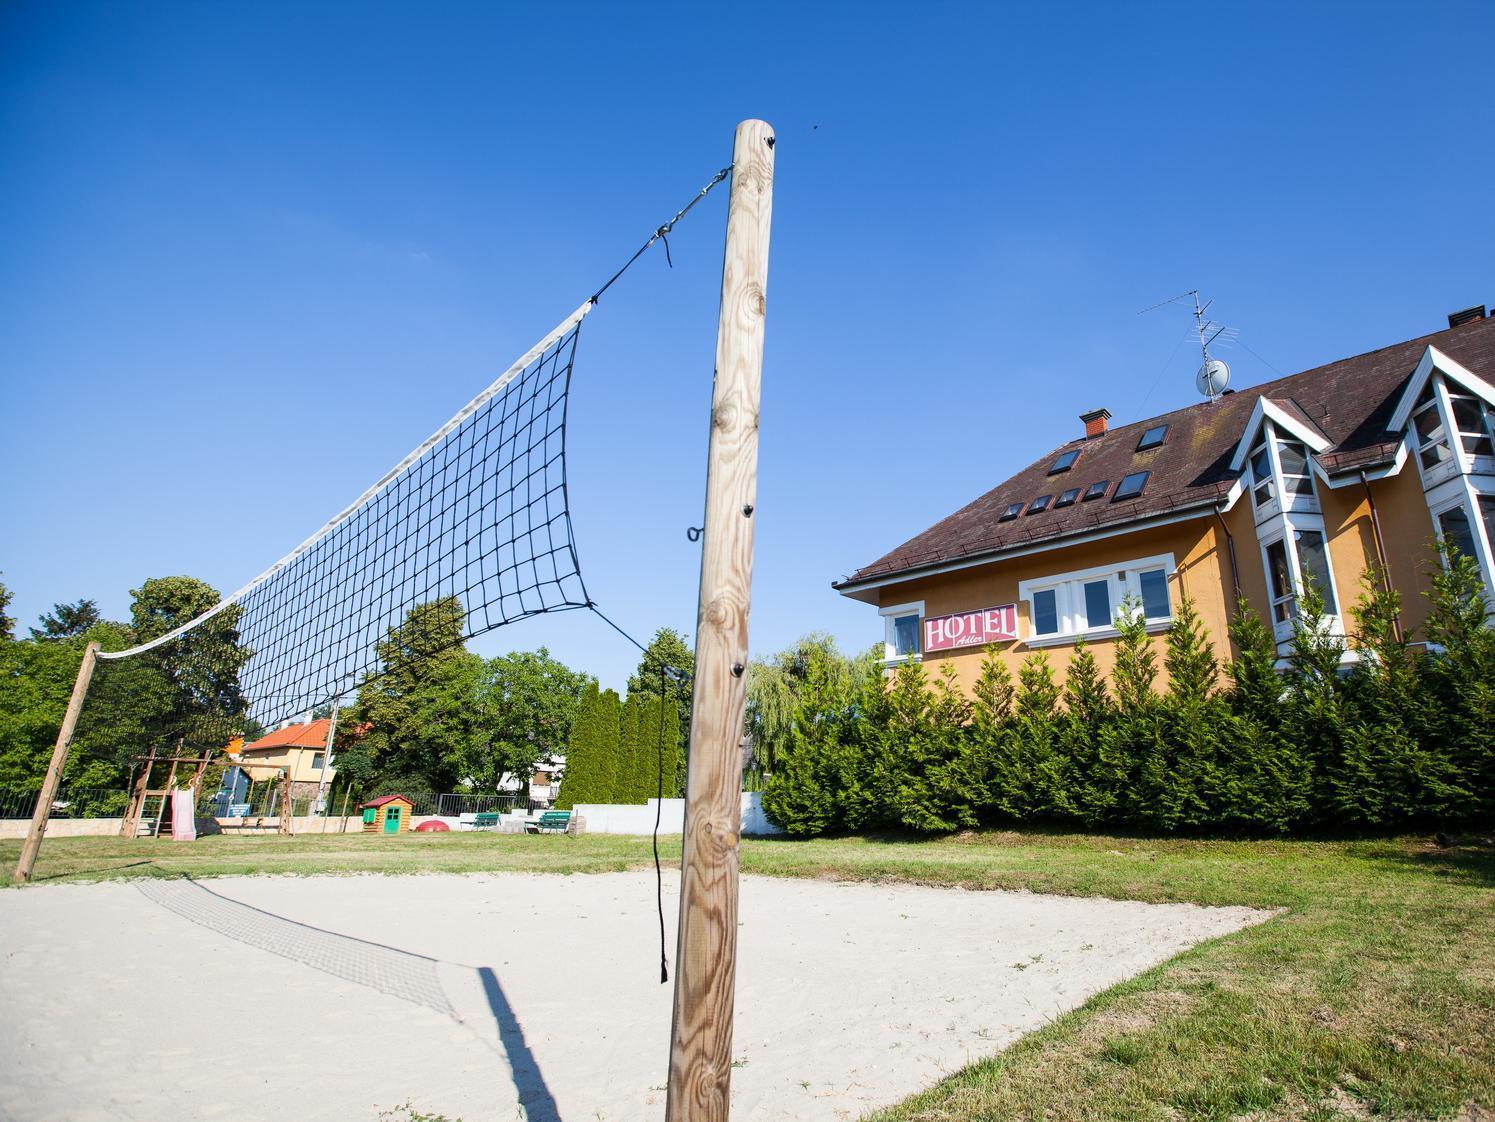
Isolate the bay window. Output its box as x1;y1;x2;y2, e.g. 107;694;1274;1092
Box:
1259;520;1341;637
1019;554;1174;644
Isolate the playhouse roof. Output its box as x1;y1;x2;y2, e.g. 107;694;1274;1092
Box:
359;794;414;809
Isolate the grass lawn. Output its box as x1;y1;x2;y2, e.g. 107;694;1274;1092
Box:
4;828;1491;1121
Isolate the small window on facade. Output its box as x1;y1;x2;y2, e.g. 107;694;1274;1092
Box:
1437;505;1477;562
1032;589;1059;636
1136;424;1168;451
1413;382;1452;470
891;614;919;657
1113;471;1150;501
310;753;325;771
1295;529;1338;614
1250;443;1274;506
1048;450;1080;474
1082;579;1111;628
1083;480;1110;501
1026;495;1052;515
1054;487;1080;508
1138;568;1169;619
999;502;1023;521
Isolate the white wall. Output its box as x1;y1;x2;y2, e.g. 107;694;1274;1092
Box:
574;792;782;837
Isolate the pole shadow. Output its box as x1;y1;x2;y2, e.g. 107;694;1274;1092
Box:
136;876;564;1120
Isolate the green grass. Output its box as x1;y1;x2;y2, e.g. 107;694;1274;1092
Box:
4;827;1491;1121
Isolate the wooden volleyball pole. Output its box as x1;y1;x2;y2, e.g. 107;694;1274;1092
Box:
666;118;774;1121
14;641;100;884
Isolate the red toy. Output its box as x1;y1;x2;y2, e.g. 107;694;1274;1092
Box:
414;820;450;833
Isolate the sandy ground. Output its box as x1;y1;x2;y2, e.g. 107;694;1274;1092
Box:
0;871;1268;1122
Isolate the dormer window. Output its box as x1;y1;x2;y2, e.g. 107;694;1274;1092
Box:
1249;431;1318;515
1449;391;1494;458
999;502;1023;521
1027;495;1052;515
1413;383;1453;470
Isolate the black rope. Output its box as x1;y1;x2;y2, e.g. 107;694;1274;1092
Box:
589;166;731;305
654;660;671;984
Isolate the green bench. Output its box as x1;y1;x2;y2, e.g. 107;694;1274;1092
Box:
527;810;572;835
471;812;501;830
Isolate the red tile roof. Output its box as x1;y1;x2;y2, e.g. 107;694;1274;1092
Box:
359;794;413;809
837;315;1495;590
241;719;332;753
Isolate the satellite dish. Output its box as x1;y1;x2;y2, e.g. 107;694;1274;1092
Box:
1197;358;1231;399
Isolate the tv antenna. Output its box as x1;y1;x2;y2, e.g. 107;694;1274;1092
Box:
1139;289;1234;401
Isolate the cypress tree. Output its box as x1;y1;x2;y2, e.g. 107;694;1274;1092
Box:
1061;639;1112;825
1421;546;1495;821
556;682;601;809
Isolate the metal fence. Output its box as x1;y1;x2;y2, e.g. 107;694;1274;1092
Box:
435;793;521;817
0;787;129;820
0;786;524;821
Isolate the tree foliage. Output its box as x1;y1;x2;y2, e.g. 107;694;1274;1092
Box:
761;561;1494;837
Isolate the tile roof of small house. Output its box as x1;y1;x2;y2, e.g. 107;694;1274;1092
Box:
241;719;332;753
835;313;1495;593
359;794;413;809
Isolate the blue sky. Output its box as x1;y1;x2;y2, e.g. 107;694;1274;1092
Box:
3;1;1492;691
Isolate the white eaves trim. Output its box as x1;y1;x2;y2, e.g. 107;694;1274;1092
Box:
1388;345;1495;432
1228;396;1333;474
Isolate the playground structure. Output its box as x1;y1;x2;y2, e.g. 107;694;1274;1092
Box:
120;747;220;839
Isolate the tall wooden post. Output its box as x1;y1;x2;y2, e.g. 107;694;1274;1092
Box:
14;641;100;884
666;118;774;1122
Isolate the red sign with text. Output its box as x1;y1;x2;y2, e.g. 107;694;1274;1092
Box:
923;604;1019;652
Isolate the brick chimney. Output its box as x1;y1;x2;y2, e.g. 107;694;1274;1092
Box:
1080;408;1111;439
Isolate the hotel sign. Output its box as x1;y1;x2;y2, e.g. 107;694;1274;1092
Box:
923;604;1019;652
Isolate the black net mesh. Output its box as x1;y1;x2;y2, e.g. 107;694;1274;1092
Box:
77;310;592;761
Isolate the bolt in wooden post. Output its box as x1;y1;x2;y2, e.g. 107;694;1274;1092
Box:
665;118;774;1122
14;641;100;884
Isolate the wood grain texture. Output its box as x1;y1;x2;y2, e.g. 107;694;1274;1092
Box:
665;119;774;1122
14;641;100;884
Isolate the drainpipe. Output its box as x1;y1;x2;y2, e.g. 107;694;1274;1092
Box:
1360;469;1402;641
1214;505;1242;603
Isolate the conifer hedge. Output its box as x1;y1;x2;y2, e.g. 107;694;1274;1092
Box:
762;551;1493;837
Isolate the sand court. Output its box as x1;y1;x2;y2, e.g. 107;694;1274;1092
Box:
0;871;1268;1121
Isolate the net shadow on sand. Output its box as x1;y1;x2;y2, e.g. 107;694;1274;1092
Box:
137;877;561;1122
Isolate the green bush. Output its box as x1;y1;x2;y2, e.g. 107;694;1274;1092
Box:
762;566;1492;837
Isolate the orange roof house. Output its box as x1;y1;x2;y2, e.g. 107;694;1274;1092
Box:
237;718;336;786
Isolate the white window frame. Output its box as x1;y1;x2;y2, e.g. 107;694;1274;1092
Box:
879;600;924;665
1017;553;1176;648
1429;490;1495;603
1257;514;1344;643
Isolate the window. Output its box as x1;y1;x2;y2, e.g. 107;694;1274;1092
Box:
1083;480;1110;501
310;753;325;771
1249;443;1274;507
1413;383;1453;470
880;601;923;662
1136;424;1168;451
1054;487;1080;508
1032;589;1059;636
1437;505;1477;561
1275;440;1315;499
1113;471;1149;501
1018;554;1175;643
1048;450;1080;474
1294;529;1337;614
1265;539;1294;624
1138;569;1169;619
1260;523;1341;632
1082;579;1111;627
1026;495;1052;514
1449;391;1494;458
999;502;1023;521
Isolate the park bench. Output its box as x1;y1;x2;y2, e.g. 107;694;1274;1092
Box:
526;810;571;835
471;812;501;830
